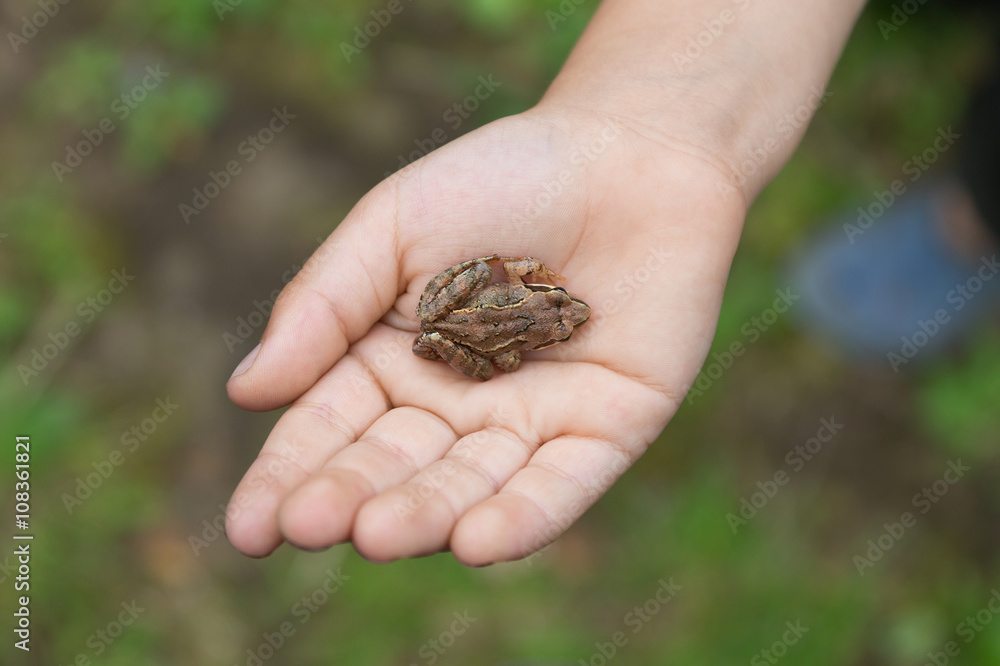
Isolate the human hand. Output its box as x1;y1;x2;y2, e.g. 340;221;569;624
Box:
223;104;745;564
225;0;868;564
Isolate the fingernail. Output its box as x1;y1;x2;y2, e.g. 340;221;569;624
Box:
230;343;261;380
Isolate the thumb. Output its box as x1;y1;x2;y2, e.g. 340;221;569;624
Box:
226;188;401;411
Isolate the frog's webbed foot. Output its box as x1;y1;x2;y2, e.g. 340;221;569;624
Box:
493;350;521;373
417;257;496;323
412;332;494;381
497;257;566;286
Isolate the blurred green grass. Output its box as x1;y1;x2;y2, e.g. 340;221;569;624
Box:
2;0;1000;664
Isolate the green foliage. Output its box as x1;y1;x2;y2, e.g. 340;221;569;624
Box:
0;186;106;289
1;1;998;665
0;289;30;345
919;333;1000;459
29;40;122;123
108;0;223;52
460;0;535;34
119;76;225;172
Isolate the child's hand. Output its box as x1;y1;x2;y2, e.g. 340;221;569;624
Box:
223;0;866;563
224;106;744;564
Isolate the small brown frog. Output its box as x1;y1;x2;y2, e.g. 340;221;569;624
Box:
413;255;591;381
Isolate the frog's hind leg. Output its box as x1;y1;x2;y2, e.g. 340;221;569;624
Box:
412;332;442;360
497;257;565;286
412;332;494;381
417;256;497;323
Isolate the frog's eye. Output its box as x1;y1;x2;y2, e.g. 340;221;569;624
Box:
554;322;573;339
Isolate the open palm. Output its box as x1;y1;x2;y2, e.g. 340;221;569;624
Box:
225;106;745;565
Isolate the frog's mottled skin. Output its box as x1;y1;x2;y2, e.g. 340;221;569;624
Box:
413;255;591;381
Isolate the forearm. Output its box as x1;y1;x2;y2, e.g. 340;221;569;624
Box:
542;0;868;203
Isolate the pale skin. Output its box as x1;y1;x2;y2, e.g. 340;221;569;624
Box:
225;0;869;565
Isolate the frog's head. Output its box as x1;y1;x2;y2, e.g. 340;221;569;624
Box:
528;284;591;340
562;293;591;328
549;287;590;340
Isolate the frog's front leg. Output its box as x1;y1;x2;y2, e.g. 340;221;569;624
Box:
493;350;521;373
412;332;494;381
417;255;498;323
496;257;566;286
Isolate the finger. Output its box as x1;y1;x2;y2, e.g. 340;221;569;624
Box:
352;426;536;561
352;363;670;563
227;187;402;411
277;406;458;554
450;435;636;566
225;355;389;557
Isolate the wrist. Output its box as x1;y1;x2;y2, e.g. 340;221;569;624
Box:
541;0;866;203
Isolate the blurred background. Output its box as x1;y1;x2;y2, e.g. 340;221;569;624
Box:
2;0;999;664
